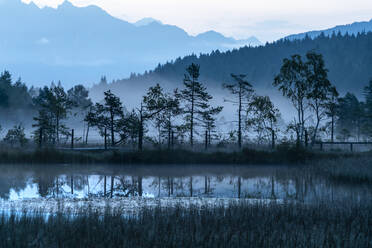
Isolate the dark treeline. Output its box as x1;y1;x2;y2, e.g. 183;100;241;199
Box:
111;31;372;94
1;49;372;149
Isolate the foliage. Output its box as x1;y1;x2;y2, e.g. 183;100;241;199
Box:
247;95;280;144
223;74;254;147
85;90;124;145
177;63;217;146
3;124;27;147
32;83;71;145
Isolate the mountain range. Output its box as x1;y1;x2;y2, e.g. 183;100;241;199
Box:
0;0;261;87
285;19;372;40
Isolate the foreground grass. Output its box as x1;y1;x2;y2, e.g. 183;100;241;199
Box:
0;146;353;165
0;202;371;247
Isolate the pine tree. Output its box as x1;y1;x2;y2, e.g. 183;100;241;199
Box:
178;63;213;147
223;74;254;148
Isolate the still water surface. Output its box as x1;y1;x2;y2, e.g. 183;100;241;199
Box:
0;164;370;203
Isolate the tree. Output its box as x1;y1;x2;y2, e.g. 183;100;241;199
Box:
94;90;124;146
67;85;92;144
248;95;280;146
0;71;12;108
273;54;309;145
119;110;140;149
33;83;71;145
178;63;213;147
138;84;171;150
162;90;182;149
324;86;339;142
305;52;335;143
363;80;372;139
50;83;70;143
3;124;28;147
223;74;254;148
201;106;223;149
336;93;363;141
67;85;92;110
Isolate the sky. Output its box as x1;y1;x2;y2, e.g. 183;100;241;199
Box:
20;0;372;42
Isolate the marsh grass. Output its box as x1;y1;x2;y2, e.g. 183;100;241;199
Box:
0;202;370;247
0;147;351;165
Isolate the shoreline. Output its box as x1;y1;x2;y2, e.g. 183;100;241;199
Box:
0;147;358;165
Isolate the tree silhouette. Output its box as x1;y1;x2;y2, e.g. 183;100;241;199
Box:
306;52;335;143
223;74;254;148
274;55;308;145
178;63;213;147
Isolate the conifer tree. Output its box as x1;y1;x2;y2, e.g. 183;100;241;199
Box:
224;74;254;148
178;63;213;147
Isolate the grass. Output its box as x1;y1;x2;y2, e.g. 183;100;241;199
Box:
0;201;371;247
0;146;354;165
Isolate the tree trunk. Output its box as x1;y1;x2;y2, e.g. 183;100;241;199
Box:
56;115;60;145
205;130;208;150
238;177;241;198
110;176;114;198
238;86;242;148
331;114;334;142
104;176;107;196
110;108;115;146
167;118;171;150
138;176;143;197
71;175;74;195
189;177;193;197
85;123;90;145
138;115;144;151
190;81;195;147
204;176;208;194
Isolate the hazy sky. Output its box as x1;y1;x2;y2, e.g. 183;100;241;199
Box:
22;0;372;41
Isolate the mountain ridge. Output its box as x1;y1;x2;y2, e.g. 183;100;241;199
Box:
0;0;261;87
285;19;372;40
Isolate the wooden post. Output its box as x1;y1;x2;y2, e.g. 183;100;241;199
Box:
320;142;323;151
71;129;74;149
271;130;275;150
104;128;107;150
305;129;308;148
350;143;353;152
39;128;43;149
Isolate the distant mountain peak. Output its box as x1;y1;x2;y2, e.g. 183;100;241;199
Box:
134;17;162;27
58;0;74;8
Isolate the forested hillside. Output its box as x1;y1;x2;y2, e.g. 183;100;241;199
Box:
102;32;372;96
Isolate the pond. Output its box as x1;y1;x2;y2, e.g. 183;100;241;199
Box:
0;164;370;204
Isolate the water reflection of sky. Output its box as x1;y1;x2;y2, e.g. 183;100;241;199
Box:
0;164;370;204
